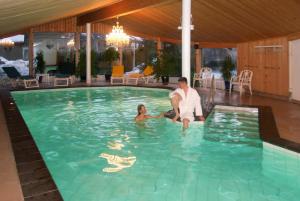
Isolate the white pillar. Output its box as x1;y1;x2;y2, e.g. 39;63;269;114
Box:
86;23;91;85
182;0;191;85
157;38;162;52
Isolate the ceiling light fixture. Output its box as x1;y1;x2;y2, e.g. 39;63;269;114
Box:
0;38;15;48
106;18;130;47
67;39;75;48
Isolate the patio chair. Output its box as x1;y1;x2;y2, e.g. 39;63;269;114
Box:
2;67;39;88
141;65;155;84
111;65;125;85
126;65;155;85
125;73;142;85
193;67;212;88
230;70;253;95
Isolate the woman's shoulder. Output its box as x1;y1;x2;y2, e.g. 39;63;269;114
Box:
135;115;144;121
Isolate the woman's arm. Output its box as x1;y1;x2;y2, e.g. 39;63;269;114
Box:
145;113;164;119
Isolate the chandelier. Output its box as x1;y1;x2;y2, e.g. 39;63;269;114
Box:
67;39;75;48
106;20;130;47
0;38;14;48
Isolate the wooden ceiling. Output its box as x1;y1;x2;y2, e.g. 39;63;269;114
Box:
101;0;300;43
0;0;120;35
1;0;300;43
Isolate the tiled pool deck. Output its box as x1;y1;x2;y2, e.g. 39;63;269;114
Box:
0;82;300;201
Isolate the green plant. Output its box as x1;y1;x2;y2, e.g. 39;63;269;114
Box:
154;49;179;77
35;52;45;73
221;56;235;81
153;54;161;79
101;47;119;69
76;50;98;78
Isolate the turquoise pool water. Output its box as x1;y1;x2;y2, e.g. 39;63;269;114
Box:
12;87;300;201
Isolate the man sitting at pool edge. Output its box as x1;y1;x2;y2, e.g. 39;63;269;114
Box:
169;77;205;129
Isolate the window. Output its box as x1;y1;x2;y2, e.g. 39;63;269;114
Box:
202;48;237;78
0;34;28;76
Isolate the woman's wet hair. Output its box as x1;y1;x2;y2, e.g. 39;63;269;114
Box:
137;104;145;115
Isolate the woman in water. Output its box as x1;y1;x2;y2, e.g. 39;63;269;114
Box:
135;104;164;122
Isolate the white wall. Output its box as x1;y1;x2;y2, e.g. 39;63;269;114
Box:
289;39;300;101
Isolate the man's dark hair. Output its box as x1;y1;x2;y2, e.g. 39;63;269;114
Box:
178;77;187;83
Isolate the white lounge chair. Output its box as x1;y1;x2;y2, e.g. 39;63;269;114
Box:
193;67;212;88
125;66;155;85
54;74;71;87
2;67;39;89
230;70;253;95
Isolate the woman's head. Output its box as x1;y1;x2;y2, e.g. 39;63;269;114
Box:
137;104;146;115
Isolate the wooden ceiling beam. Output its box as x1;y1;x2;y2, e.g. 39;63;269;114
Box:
198;42;237;49
77;0;177;25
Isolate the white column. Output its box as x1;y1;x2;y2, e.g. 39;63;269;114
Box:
157;38;162;52
86;23;91;85
182;0;191;85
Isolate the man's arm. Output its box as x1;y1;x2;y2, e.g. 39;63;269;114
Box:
194;91;205;121
169;88;183;99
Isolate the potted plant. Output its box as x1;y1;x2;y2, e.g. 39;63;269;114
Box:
221;56;235;90
154;49;175;85
102;47;119;81
35;51;45;82
76;50;98;81
35;52;45;73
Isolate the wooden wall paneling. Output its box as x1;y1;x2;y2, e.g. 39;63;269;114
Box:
237;36;289;97
247;41;261;92
237;43;248;72
256;40;265;92
277;37;289;96
263;47;276;94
